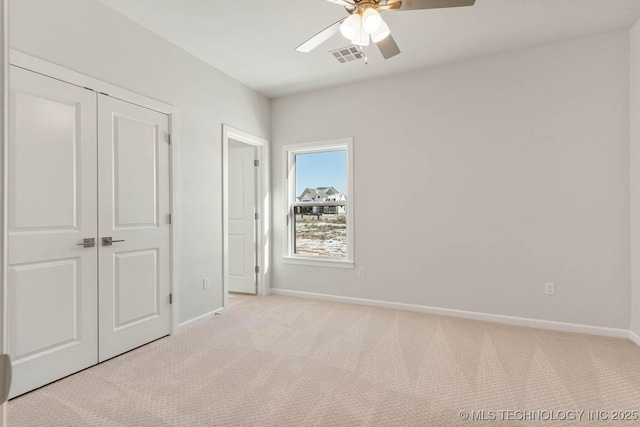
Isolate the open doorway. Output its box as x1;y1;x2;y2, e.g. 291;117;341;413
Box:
228;139;257;294
222;126;269;306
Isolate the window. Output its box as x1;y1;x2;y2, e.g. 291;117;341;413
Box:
284;138;354;267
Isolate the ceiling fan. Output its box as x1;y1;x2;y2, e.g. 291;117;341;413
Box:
296;0;476;60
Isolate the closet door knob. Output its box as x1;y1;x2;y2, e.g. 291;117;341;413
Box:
102;237;125;246
76;238;96;248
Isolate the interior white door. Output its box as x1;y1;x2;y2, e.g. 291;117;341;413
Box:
7;66;98;398
228;144;257;294
97;94;171;362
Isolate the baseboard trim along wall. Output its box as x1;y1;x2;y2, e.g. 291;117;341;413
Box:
270;288;632;341
178;307;225;333
630;331;640;347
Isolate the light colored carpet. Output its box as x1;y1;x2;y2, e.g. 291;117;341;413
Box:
8;294;640;426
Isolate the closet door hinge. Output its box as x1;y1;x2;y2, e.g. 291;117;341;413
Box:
169;293;173;305
255;266;260;274
254;159;259;167
168;134;172;144
168;213;172;224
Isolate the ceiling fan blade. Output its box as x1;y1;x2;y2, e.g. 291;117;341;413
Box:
296;18;345;53
377;35;401;59
385;0;475;11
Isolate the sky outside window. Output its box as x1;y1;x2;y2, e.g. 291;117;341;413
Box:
295;150;347;196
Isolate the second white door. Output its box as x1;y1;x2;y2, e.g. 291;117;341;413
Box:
228;144;257;294
98;94;172;361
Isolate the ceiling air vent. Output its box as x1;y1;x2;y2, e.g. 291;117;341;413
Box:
330;46;364;63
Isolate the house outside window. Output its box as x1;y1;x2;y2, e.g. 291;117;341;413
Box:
283;138;354;268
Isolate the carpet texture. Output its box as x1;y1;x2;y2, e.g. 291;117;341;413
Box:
9;294;640;426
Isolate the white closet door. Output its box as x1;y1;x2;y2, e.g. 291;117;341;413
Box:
228;145;257;294
97;94;171;362
7;66;98;398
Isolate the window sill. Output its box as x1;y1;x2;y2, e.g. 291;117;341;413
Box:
282;256;354;269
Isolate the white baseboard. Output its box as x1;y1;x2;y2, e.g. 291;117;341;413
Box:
270;288;630;340
630;330;640;347
178;307;224;332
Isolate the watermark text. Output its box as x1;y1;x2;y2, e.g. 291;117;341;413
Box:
458;409;638;422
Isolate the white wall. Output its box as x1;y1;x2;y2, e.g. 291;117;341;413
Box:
630;21;640;339
272;31;631;329
9;0;270;325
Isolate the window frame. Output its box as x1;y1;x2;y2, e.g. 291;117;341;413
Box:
283;138;354;268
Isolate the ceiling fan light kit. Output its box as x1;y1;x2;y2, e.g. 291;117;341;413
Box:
340;13;361;40
340;6;386;47
297;0;476;60
353;24;371;46
361;7;383;33
371;21;391;43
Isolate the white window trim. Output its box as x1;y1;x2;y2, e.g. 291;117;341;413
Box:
283;138;354;268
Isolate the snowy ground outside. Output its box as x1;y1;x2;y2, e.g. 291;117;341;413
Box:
295;214;347;257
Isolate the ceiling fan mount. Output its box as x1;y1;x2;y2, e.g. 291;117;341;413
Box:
340;0;381;14
340;0;403;14
296;0;476;60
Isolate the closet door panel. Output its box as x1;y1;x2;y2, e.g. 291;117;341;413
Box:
7;66;98;398
98;94;171;362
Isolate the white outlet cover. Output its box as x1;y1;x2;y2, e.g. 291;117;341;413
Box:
545;282;555;295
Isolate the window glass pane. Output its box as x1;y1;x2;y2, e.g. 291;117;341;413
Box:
295;151;347;199
295;206;347;257
294;150;347;258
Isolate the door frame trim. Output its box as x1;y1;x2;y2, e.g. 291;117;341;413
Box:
1;1;7;424
222;125;269;306
4;49;182;335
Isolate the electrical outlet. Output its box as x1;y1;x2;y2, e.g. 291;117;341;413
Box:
545;282;555;296
358;267;365;278
203;278;210;290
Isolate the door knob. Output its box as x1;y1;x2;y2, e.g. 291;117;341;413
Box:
76;238;96;248
102;237;125;246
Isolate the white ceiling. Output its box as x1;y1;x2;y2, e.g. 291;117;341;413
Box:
99;0;640;98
